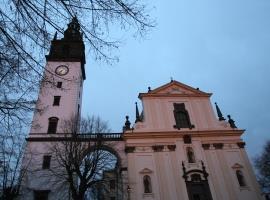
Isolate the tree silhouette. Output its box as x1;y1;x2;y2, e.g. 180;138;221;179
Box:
48;116;121;200
254;140;270;193
0;0;154;132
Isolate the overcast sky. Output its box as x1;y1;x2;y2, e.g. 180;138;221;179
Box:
81;0;270;159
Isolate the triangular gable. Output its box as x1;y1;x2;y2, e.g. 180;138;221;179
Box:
139;80;211;98
139;168;153;174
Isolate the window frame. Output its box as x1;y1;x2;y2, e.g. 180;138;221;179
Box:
109;180;116;190
53;96;61;106
34;190;50;200
56;82;62;88
42;155;51;169
173;103;193;129
236;169;247;187
47;117;59;134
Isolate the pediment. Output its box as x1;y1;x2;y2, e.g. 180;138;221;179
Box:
139;168;153;174
139;81;211;98
232;163;243;169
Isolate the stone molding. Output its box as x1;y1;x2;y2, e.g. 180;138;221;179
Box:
125;146;136;153
213;143;224;149
152;145;164;152
237;142;246;148
202;144;210;150
124;130;244;140
167;145;176;151
232;163;243;169
139;168;153;174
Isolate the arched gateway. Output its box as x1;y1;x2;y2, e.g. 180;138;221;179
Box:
20;18;263;200
21;133;127;200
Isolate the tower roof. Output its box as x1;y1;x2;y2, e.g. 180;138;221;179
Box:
46;17;86;80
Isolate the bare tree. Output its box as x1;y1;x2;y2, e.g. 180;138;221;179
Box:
50;116;120;200
254;140;270;193
0;0;154;132
0;129;28;200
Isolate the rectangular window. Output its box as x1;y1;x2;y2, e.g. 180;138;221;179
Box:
42;155;51;169
110;180;116;190
53;96;61;106
57;82;62;88
34;190;50;200
173;103;193;129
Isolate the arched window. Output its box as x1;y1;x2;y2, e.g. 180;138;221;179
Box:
143;175;152;193
187;147;195;163
47;117;59;134
236;170;246;187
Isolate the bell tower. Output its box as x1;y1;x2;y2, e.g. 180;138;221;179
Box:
30;17;85;135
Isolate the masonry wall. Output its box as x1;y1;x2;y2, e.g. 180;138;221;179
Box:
30;61;83;134
125;135;263;200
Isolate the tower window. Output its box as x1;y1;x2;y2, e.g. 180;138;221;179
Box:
42;155;51;169
236;170;246;187
57;82;62;88
53;96;61;106
143;175;152;193
110;180;116;190
186;147;196;163
34;190;50;200
173;103;193;129
47;117;58;134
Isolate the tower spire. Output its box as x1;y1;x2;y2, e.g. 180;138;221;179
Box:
215;102;225;121
64;16;82;41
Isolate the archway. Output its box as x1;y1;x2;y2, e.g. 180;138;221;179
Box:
82;144;124;200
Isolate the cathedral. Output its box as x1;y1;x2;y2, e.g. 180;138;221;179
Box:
20;18;263;200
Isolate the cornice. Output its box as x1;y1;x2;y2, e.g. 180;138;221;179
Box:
123;129;244;140
138;93;212;99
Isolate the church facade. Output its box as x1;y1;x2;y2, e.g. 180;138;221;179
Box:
124;81;262;200
20;19;263;200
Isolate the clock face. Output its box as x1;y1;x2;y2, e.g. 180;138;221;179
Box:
55;65;69;76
